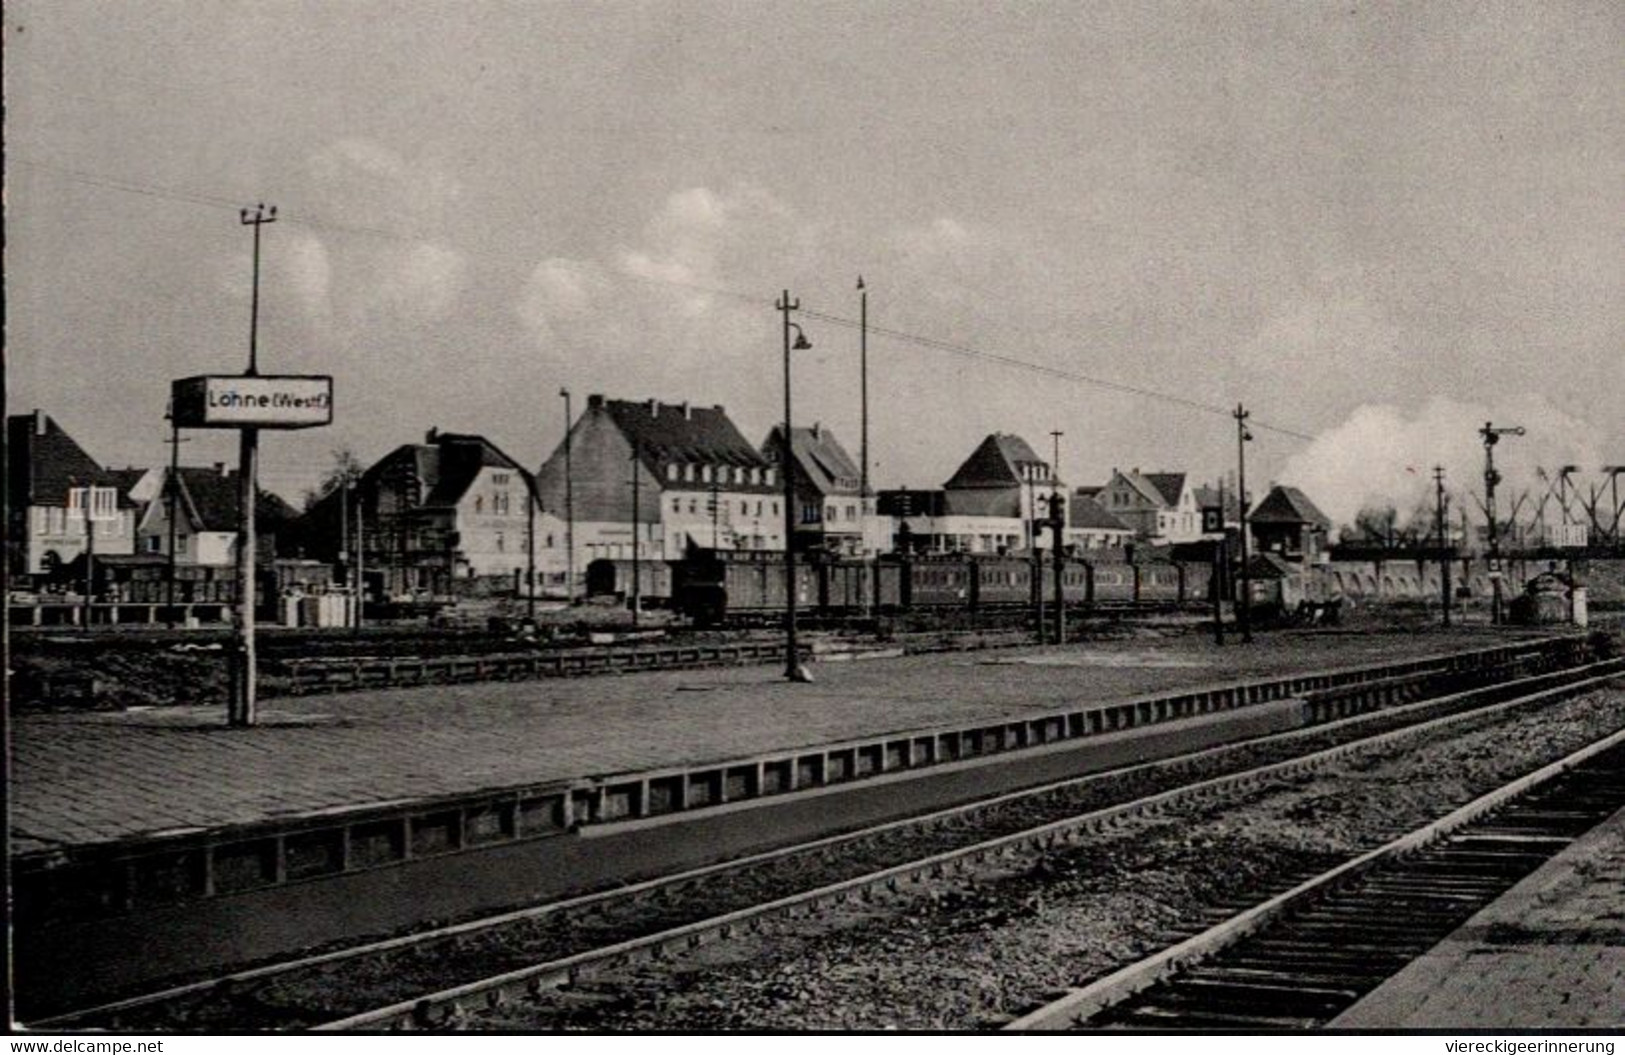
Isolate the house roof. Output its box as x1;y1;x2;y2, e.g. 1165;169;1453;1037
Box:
603;398;770;475
1249;485;1332;529
1068;495;1133;532
171;467;301;532
764;423;863;497
363;430;536;510
1142;472;1187;507
944;434;1051;491
6;411;137;508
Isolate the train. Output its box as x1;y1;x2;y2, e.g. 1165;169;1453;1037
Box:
588;548;1212;626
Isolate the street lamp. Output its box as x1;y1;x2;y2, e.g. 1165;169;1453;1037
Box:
1235;404;1254;644
559;387;575;604
1480;422;1525;625
778;290;813;683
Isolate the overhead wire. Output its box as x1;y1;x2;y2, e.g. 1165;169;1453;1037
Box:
16;155;1317;443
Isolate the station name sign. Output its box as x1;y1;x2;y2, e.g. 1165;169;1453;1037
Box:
171;374;333;429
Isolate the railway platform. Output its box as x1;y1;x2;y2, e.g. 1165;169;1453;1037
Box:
12;628;1561;858
1333;804;1625;1031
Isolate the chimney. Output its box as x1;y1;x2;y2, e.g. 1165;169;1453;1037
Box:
34;409;47;437
588;394;604;410
647;398;658;418
812;421;822;440
680;401;691;419
426;427;439;444
215;462;227;476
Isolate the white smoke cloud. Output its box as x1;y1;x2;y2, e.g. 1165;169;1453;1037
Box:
1279;394;1608;535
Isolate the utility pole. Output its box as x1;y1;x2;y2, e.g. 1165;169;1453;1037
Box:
559;388;575;604
1234;404;1254;643
1049;492;1066;644
778;290;812;682
630;440;641;629
1213;479;1227;645
164;411;187;628
232;202;275;727
353;490;365;629
1434;466;1452;627
1607;467;1625;546
78;484;96;631
526;469;537;623
1480;421;1524;626
858;276;872;615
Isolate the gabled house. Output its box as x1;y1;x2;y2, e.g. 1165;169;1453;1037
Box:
1066;494;1135;551
761;422;867;555
6;410;138;578
536;395;784;573
1249;484;1332;562
135;464;300;567
1097;468;1201;543
298;429;553;602
875;434;1063;555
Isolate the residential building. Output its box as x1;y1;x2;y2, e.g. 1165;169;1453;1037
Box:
1065;493;1135;551
536;395;784;573
1249;484;1333;563
135;464;300;567
1097;468;1202;544
761;422;871;555
298;429;554;601
877;434;1064;555
6;410;138;578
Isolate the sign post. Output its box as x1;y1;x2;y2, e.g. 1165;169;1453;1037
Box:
172;372;332;726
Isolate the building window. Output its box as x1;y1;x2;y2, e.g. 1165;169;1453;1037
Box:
765;469;775;486
689;499;698;515
475;495;484;514
740;500;747;515
496;533;505;552
826;504;838;522
683;464;695;482
667;464;678;481
701;465;713;483
493;472;510;485
671;496;682;512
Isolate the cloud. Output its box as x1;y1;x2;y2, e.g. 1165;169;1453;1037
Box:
285;138;470;327
1278;395;1607;534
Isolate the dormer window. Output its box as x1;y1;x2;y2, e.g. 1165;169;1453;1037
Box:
701;465;713;483
684;464;695;482
765;468;775;486
667;464;678;481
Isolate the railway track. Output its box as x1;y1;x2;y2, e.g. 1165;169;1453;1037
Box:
35;655;1624;1032
1007;729;1625;1030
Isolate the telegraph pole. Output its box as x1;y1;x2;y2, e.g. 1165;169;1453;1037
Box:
1235;404;1253;643
858;276;872;614
164;410;187;627
630;440;641;629
232;202;275;727
1480;421;1524;626
1434;466;1452;627
559;388;575;604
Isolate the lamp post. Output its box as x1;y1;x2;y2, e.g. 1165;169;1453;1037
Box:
559;388;575;604
1480;422;1524;625
1234;404;1253;644
778;290;813;683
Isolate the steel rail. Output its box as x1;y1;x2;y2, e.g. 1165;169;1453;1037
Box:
306;661;1625;1031
37;656;1613;1030
1004;685;1625;1030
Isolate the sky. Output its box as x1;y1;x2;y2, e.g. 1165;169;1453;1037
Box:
7;0;1622;527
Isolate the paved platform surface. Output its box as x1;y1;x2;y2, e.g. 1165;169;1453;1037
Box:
9;628;1545;857
1334;805;1625;1030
